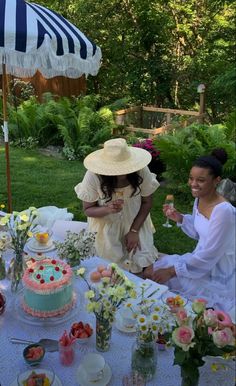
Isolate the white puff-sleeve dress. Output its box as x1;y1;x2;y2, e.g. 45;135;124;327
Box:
75;166;160;273
154;199;236;311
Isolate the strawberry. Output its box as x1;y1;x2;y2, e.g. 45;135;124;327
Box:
84;324;93;337
78;331;89;339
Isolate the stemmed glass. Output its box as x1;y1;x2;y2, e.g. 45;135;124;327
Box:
162;194;174;228
114;190;124;216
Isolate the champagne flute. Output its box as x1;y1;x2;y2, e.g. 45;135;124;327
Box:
162;194;174;228
114;190;124;216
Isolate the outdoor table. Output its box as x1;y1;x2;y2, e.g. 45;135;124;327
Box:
0;243;235;385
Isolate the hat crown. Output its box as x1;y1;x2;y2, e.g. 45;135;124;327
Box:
102;138;131;163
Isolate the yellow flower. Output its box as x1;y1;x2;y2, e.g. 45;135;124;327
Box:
77;267;86;276
0;204;5;209
19;213;29;222
87;302;96;312
0;217;9;226
129;289;137;299
85;290;95;299
211;363;219;372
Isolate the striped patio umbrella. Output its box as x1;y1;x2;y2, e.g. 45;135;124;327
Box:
0;0;102;211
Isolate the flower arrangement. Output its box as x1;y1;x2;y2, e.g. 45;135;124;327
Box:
55;229;96;267
77;264;136;351
0;207;38;255
129;284;163;381
0;207;38;291
133;138;160;160
77;263;136;322
165;298;235;386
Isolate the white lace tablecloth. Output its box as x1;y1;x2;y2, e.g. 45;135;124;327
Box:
0;250;235;386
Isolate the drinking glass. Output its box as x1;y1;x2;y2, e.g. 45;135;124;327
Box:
114;190;124;216
122;371;146;386
162;194;174;228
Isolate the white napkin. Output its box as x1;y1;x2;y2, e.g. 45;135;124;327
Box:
35;206;74;229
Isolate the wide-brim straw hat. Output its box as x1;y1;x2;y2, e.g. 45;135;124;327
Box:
84;138;152;176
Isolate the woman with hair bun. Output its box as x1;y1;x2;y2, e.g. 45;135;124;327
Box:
144;148;236;312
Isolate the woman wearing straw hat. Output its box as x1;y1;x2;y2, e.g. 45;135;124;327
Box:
74;138;160;274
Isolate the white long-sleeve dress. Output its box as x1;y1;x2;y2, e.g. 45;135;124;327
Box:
75;166;159;273
154;199;236;311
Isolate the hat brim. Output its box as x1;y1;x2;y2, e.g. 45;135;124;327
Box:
84;147;152;176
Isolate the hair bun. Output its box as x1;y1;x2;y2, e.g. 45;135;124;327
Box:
211;148;228;165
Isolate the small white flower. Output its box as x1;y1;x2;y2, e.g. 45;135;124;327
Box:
138;314;147;325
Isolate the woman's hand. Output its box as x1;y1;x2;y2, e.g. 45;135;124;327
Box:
106;199;124;214
151;267;176;284
163;205;183;224
124;231;141;254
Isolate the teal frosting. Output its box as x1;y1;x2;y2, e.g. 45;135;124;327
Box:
24;284;73;312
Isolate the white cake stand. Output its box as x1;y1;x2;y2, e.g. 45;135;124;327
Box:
13;290;81;326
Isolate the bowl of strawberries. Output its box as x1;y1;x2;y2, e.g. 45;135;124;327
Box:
70;321;93;344
23;344;45;366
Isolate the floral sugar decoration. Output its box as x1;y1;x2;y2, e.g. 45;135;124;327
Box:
55;229;96;267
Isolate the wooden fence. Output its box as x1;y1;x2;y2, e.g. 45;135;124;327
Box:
114;92;206;137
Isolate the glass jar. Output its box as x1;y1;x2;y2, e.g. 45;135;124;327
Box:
96;315;112;352
131;338;157;382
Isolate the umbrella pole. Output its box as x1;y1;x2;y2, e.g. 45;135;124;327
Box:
2;63;12;213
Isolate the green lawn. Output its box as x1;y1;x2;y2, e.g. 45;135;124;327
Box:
0;145;196;255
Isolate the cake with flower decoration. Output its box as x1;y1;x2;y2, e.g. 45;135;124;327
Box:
22;258;74;317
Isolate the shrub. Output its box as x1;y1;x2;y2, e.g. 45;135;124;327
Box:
154;123;236;194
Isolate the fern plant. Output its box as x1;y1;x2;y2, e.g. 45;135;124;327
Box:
154;124;236;194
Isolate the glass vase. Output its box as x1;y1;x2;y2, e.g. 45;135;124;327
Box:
131;338;157;382
180;366;200;386
10;250;24;293
95;315;112;352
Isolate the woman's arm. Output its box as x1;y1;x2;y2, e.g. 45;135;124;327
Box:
83;200;123;218
125;194;153;254
174;204;234;279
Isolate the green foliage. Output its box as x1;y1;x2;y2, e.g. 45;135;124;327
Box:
0;145;195;255
154;123;236;194
6;93;116;160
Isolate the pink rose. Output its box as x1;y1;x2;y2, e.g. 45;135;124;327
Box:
203;309;218;327
172;326;195;351
214;310;232;328
176;309;189;325
212;327;234;348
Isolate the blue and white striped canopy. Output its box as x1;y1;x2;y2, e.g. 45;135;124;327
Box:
0;0;102;78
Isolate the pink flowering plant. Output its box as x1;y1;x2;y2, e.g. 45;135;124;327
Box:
132;138;160;160
165;299;235;385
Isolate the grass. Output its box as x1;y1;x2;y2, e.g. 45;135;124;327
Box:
0;145;196;255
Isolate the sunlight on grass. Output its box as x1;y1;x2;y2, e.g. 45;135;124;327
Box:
0;147;5;152
22;156;38;162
